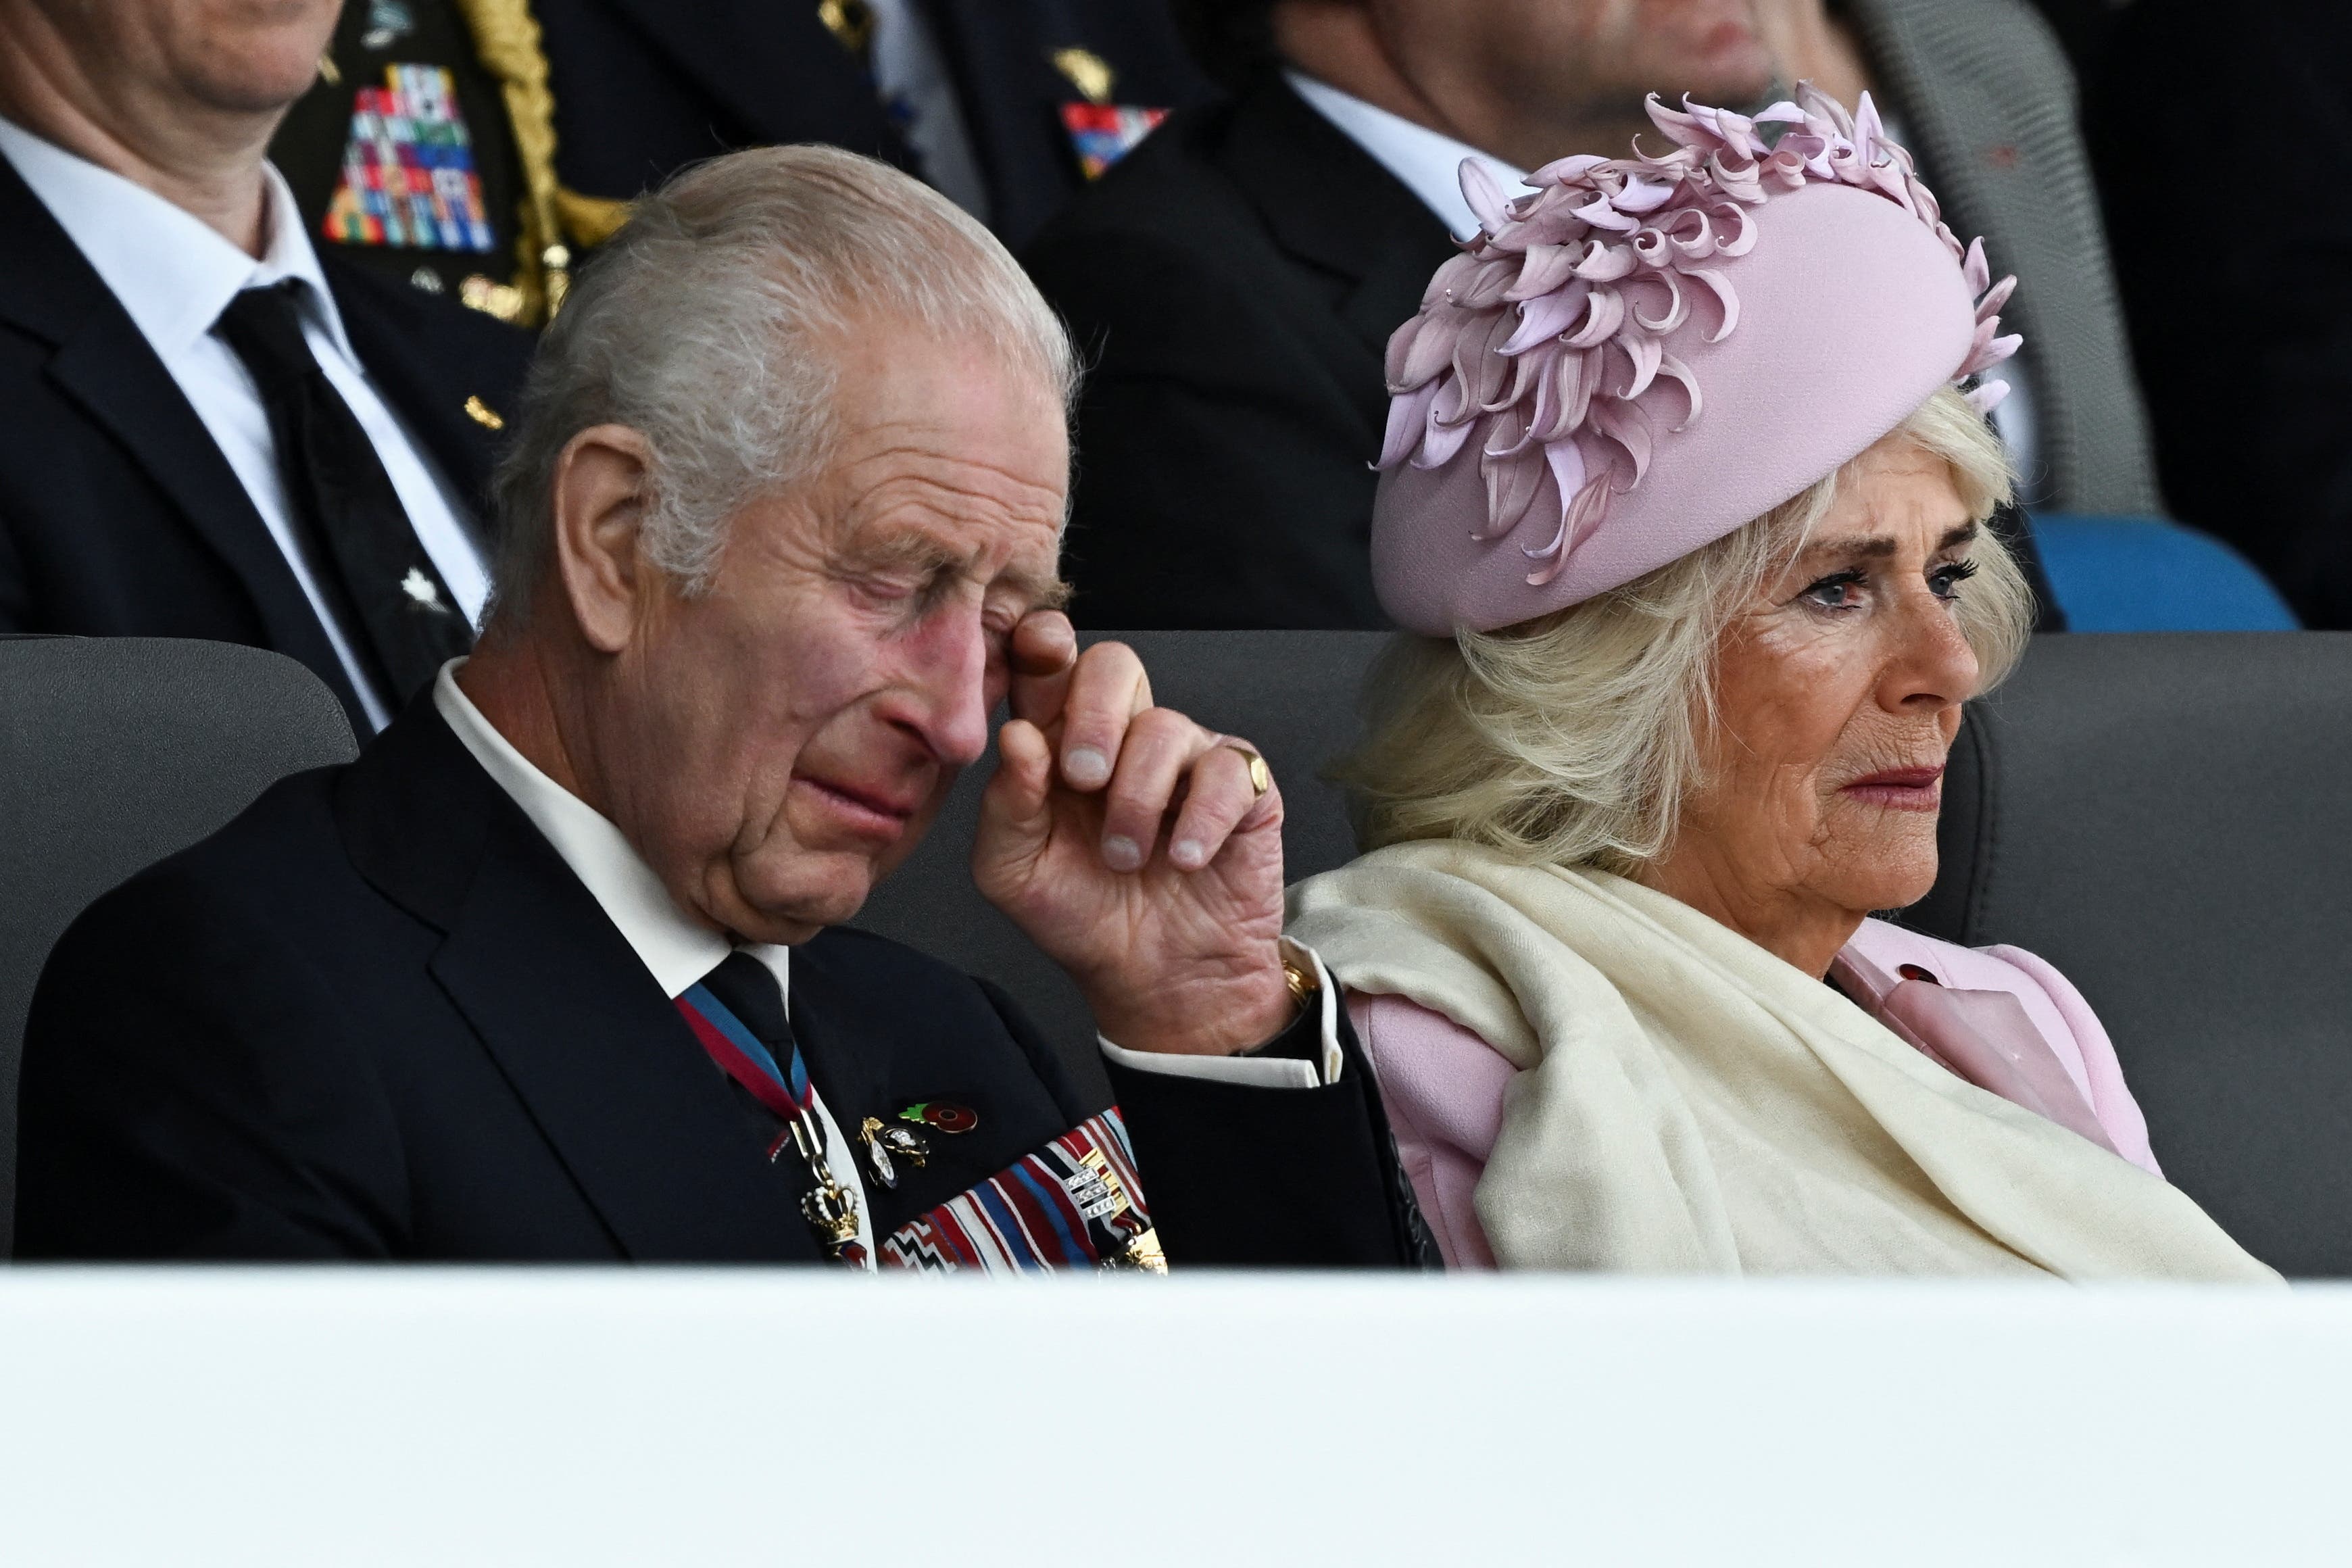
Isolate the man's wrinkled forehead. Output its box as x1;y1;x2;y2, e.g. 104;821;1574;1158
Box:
811;341;1071;602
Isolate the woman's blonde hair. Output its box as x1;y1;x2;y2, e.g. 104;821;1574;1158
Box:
1338;387;2036;874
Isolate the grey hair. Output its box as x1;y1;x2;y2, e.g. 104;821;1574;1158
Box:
1338;387;2034;875
485;144;1079;626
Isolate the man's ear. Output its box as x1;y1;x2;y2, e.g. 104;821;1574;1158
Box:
550;424;657;654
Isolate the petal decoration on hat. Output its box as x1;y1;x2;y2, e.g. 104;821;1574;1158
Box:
1631;271;1688;333
1563;287;1625;350
1501;283;1592;354
1655;354;1702;431
1504;243;1582;301
1962;235;1992;297
1376;378;1440;470
1373;80;2024;584
1459;158;1513;235
1964;378;2013;416
1686;268;1738;342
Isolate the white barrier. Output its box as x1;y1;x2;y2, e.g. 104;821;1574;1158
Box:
0;1270;2344;1565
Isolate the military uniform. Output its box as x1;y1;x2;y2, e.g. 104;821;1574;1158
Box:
274;0;1212;316
276;1;551;325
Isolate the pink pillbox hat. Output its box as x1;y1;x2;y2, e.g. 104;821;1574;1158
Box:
1372;86;2020;635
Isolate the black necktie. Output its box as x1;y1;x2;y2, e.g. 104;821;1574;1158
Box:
690;952;868;1262
699;951;800;1062
213;280;472;706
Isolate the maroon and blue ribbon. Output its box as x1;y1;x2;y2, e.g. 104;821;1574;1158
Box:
675;981;814;1153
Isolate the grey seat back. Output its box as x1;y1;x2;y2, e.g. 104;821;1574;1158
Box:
1;638;358;1255
1908;633;2352;1276
853;631;1390;1098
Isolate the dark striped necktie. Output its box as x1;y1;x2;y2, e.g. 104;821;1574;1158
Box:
680;952;867;1264
214;279;472;706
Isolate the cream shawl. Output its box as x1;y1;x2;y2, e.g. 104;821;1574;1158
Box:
1286;841;2277;1281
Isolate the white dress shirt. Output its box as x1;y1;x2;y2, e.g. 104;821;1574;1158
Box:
1285;70;1533;240
433;663;879;1267
1098;941;1343;1089
0;116;490;732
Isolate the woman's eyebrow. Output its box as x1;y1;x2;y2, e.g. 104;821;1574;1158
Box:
1800;533;1901;564
1798;519;1982;567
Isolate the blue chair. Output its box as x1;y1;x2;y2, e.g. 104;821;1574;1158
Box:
2031;514;2299;631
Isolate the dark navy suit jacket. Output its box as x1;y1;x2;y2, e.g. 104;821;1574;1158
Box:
14;695;1421;1265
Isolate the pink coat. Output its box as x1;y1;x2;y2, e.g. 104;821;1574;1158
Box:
1350;918;2160;1271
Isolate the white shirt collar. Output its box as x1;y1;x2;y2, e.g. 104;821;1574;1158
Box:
0;114;358;367
432;659;757;1002
1283;70;1532;241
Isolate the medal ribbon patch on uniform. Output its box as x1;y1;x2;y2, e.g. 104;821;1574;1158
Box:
322;64;495;253
878;1109;1164;1273
1059;103;1169;180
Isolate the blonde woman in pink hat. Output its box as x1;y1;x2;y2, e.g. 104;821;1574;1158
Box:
1281;87;2274;1278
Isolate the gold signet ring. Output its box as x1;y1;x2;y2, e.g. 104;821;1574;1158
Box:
1221;741;1271;798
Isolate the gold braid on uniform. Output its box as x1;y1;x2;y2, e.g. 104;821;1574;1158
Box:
449;0;631;324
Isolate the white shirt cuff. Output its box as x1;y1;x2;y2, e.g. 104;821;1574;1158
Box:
1098;940;1344;1089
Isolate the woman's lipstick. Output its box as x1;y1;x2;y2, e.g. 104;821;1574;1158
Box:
1840;765;1944;812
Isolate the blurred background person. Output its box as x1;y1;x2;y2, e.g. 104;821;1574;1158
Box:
0;0;529;736
1261;91;2268;1279
526;0;1210;254
1029;0;2148;631
266;1;1214;328
2090;0;2352;627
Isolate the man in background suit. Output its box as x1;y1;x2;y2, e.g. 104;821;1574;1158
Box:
15;145;1421;1269
1025;0;1789;629
0;0;531;736
1026;0;2090;631
535;0;1213;253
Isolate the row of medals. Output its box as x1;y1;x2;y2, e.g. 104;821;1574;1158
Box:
779;1104;1161;1271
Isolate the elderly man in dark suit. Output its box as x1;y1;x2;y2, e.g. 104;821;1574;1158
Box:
14;144;1421;1269
0;0;531;737
1027;0;2122;631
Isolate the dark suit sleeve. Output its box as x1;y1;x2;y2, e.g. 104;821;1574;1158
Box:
1028;228;1390;630
13;866;408;1260
975;975;1102;1126
1103;1006;1434;1268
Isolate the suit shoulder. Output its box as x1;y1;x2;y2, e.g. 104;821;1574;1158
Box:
801;923;993;1003
57;764;351;947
